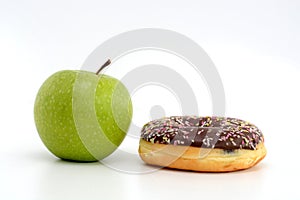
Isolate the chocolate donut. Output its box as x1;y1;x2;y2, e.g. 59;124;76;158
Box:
138;116;266;172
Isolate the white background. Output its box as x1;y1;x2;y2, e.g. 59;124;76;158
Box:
1;0;300;199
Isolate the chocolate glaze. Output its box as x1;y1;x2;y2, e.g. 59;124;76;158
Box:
140;116;264;150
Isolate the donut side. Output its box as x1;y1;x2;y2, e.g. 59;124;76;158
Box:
139;139;267;172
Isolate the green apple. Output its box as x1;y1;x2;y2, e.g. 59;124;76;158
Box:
34;61;132;162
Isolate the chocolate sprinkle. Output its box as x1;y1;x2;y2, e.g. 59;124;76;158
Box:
140;116;264;150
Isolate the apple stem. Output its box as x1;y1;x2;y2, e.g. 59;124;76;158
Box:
96;59;111;75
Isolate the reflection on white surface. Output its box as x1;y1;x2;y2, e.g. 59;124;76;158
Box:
31;151;268;200
100;148;161;174
1;147;294;200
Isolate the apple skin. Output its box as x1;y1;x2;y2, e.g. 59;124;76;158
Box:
34;70;132;162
